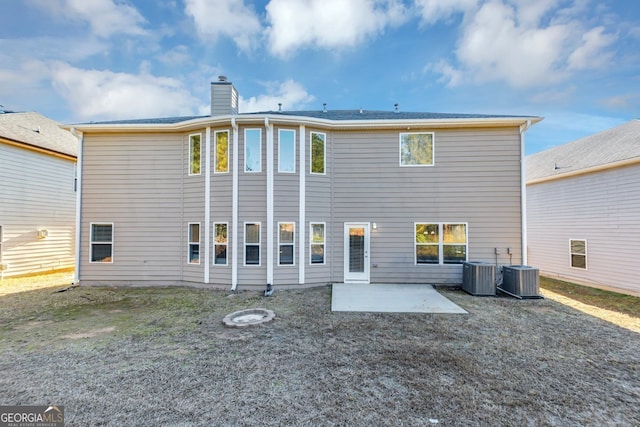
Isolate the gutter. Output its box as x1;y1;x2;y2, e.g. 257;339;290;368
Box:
71;128;83;285
519;120;532;266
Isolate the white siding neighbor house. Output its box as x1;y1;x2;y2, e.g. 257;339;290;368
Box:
527;119;640;296
0;110;78;277
68;78;540;290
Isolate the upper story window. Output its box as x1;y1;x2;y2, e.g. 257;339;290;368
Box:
400;132;434;166
189;134;201;175
415;223;467;264
279;129;296;173
570;239;587;269
245;129;262;172
310;131;326;175
91;223;114;263
215;130;229;173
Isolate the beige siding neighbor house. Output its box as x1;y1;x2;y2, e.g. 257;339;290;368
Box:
527;119;640;296
69;78;540;290
0;110;77;277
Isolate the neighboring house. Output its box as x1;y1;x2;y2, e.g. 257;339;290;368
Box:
68;78;540;290
0;110;78;278
527;119;640;296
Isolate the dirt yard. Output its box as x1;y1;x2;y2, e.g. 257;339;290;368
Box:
0;277;638;426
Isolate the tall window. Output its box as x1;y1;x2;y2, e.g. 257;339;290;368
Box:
214;223;228;265
245;222;261;265
415;223;467;264
215;130;229;173
279;129;296;173
245;129;262;172
278;222;295;265
189;134;201;175
570;239;587;269
91;223;113;263
400;132;434;166
310;132;325;174
310;222;325;264
188;223;200;264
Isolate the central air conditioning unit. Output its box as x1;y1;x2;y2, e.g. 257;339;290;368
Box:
499;265;541;299
462;262;496;296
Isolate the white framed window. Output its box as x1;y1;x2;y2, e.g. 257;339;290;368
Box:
214;222;228;265
244;222;261;266
189;133;201;175
215;130;229;173
310;222;326;265
245;129;262;172
278;222;295;265
188;223;200;264
570;239;587;269
415;223;467;265
279;129;296;173
90;223;114;263
310;131;326;175
400;132;434;166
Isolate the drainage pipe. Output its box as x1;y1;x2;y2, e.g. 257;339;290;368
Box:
71;128;83;285
519;119;531;266
231;117;239;290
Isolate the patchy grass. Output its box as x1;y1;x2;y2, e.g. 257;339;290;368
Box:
0;277;638;426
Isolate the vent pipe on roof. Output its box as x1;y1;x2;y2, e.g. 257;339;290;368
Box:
278;103;282;112
394;103;399;113
323;103;327;113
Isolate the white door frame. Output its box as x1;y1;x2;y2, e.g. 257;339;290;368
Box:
344;222;370;283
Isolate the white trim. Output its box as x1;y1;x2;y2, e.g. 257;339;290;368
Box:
399;132;435;167
278;128;296;173
299;125;306;283
520;120;530;265
309;222;326;265
244;128;262;173
344;222;370;283
89;222;114;264
569;239;588;270
244;222;261;266
204;127;211;282
188;133;202;176
277;222;296;266
73;130;83;283
213;222;229;266
187;222;201;265
231;118;239;289
266;119;274;284
414;222;468;265
310;131;326;175
214;129;230;174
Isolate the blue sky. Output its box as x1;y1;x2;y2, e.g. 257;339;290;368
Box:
1;0;638;154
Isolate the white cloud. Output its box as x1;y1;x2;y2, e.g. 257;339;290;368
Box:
50;62;203;120
265;0;408;57
28;0;146;38
239;80;315;113
567;26;617;70
414;0;478;25
184;0;262;51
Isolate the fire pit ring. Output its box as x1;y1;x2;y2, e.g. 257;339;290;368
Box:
223;308;275;328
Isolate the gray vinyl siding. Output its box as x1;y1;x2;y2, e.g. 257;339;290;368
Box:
0;143;75;277
80;133;183;283
527;163;640;295
332;128;523;284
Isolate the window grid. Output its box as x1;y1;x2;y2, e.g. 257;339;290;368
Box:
90;223;114;263
415;223;467;265
570;239;587;269
244;222;261;266
310;222;326;265
278;222;295;266
188;223;200;265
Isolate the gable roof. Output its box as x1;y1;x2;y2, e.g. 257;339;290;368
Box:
0;111;78;158
526;119;640;183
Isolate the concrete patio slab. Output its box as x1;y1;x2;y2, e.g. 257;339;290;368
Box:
331;283;468;314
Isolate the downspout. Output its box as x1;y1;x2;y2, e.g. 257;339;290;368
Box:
265;117;274;288
231;117;239;290
71;128;83;285
298;125;306;285
204;127;211;283
519;120;531;266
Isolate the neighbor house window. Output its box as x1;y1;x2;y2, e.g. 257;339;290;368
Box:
189;133;201;175
278;222;295;265
415;223;467;264
214;223;228;265
400;132;434;166
245;129;262;172
570;239;587;269
188;223;200;264
215;130;229;173
91;223;113;263
245;222;261;265
279;129;296;173
310;132;325;174
310;222;325;264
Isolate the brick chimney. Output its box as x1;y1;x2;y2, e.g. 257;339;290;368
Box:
210;76;239;116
